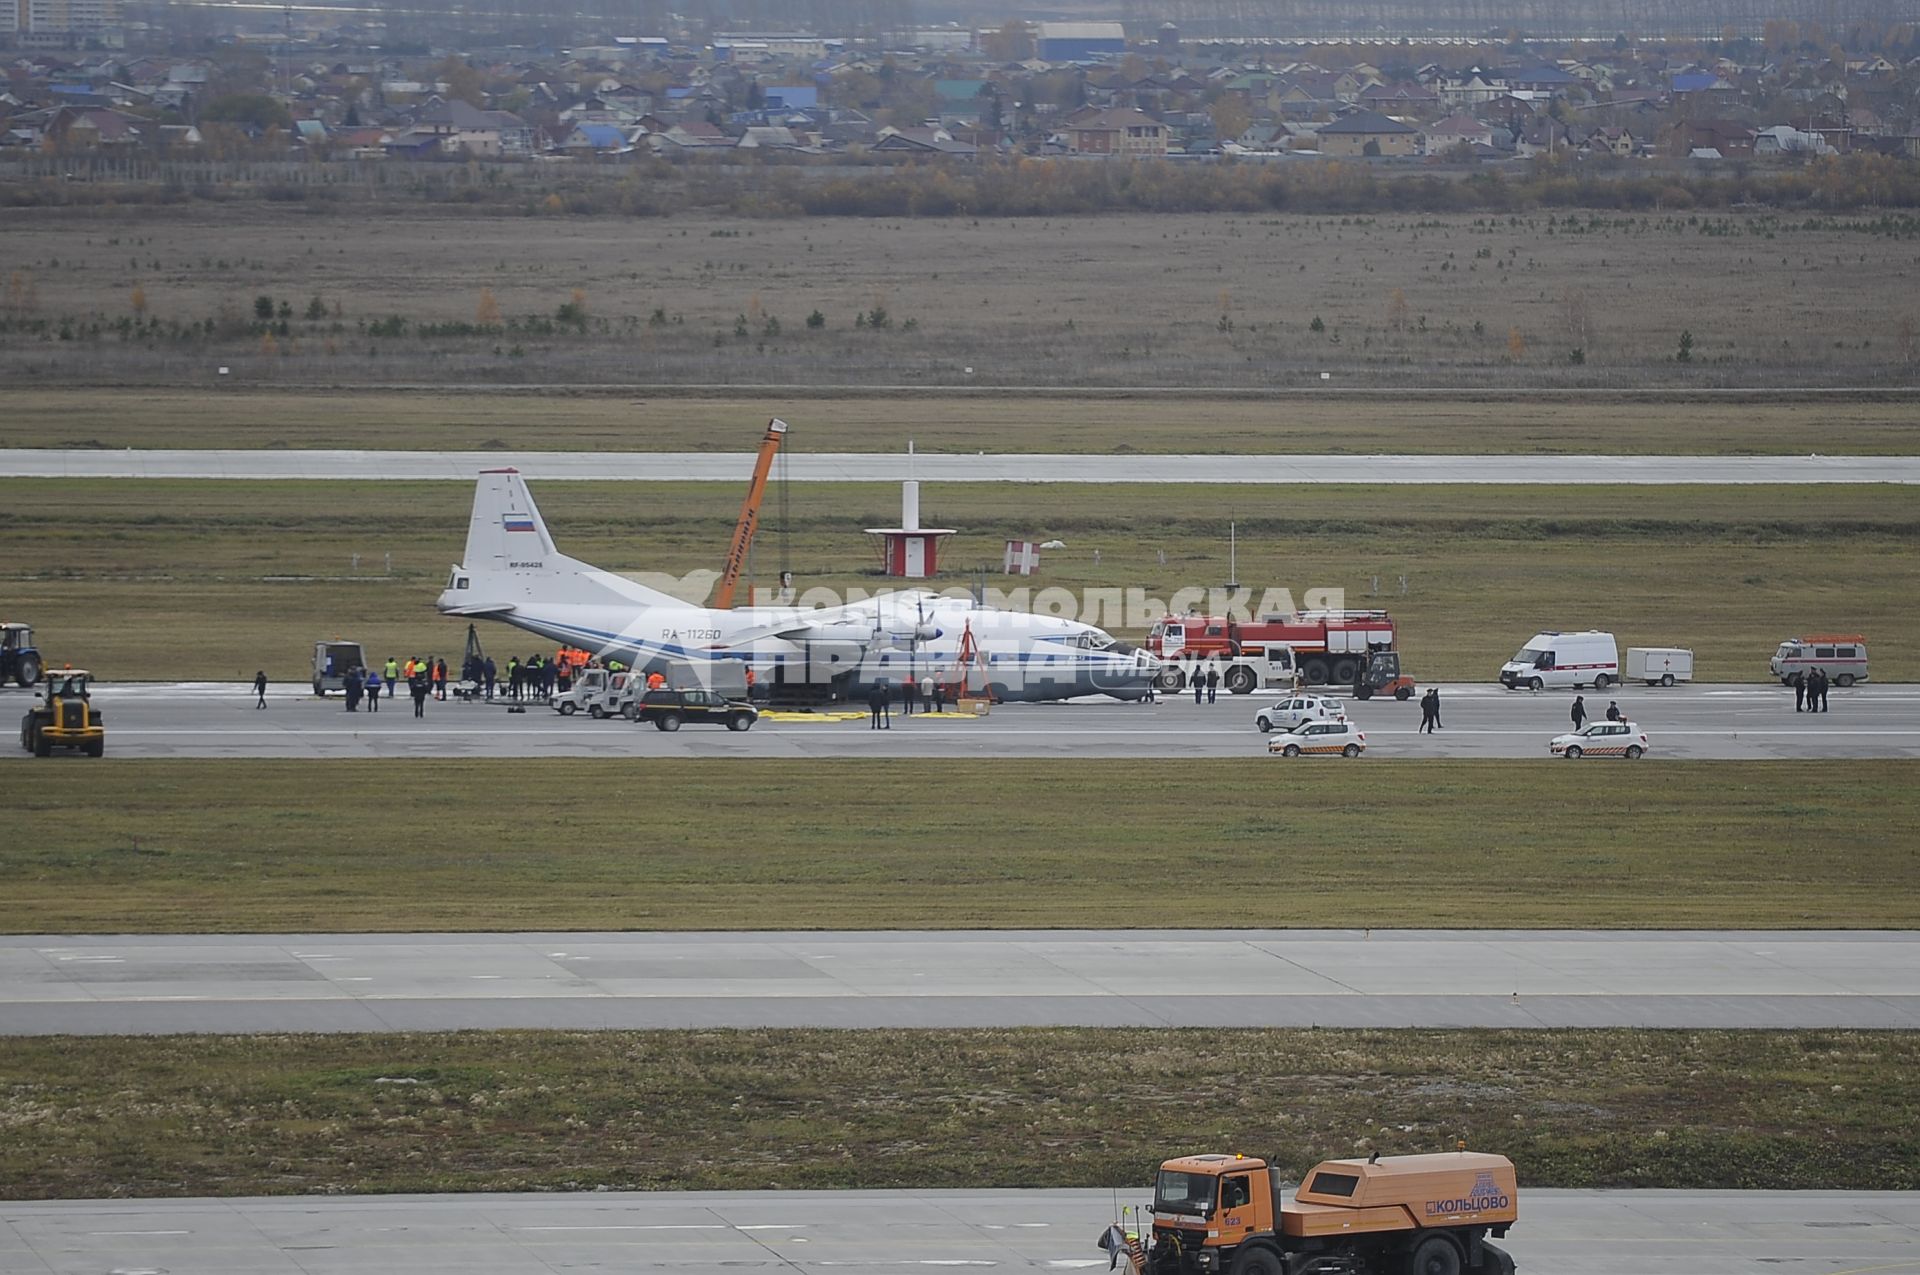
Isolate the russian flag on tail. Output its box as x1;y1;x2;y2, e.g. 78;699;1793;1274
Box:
503;513;536;533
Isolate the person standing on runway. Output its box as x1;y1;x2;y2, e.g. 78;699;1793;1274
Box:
253;670;268;709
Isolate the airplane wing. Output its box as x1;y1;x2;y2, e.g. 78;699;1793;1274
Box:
439;603;519;618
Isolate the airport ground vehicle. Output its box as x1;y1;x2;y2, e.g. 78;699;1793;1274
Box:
1268;719;1367;757
552;668;637;719
1107;1148;1517;1275
1349;650;1417;701
1147;611;1397;693
311;640;367;697
1;623;44;688
1254;695;1346;734
1549;721;1649;759
1626;647;1692;687
1498;630;1618;691
632;688;759;732
19;669;104;757
1770;635;1869;687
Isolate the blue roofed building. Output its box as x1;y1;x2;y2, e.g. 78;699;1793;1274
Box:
764;85;817;110
1035;22;1126;63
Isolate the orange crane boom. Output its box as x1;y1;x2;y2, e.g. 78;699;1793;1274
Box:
713;418;788;610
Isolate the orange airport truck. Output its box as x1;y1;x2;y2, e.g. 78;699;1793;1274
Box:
1102;1149;1517;1275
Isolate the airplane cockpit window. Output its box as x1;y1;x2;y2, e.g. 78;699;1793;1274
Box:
1078;630;1118;650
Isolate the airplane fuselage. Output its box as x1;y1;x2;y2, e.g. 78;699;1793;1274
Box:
456;596;1156;703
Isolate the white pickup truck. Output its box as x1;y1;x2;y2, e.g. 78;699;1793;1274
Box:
551;668;637;719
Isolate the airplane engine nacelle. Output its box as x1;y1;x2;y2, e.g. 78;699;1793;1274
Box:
876;623;941;650
798;623;878;646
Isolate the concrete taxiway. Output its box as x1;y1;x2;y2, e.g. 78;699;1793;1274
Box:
6;448;1919;483
3;930;1915;1035
4;1188;1918;1275
13;681;1916;760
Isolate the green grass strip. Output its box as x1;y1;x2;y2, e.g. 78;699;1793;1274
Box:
7;759;1917;932
2;1028;1913;1199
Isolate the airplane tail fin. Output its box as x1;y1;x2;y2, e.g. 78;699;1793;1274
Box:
455;469;685;609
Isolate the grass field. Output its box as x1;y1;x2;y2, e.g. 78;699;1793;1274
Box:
2;1027;1912;1199
5;208;1920;387
11;387;1920;455
5;760;1916;932
6;478;1914;684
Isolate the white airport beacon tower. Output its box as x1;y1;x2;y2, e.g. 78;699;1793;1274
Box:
864;443;956;579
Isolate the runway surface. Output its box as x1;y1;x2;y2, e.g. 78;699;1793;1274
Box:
4;1188;1917;1275
4;930;1915;1035
14;681;1916;760
6;449;1918;483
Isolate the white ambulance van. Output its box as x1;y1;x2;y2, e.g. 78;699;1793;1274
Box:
1500;630;1620;691
1770;635;1869;687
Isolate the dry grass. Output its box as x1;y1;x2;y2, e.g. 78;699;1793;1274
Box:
5;759;1916;932
5;478;1915;684
5;208;1920;387
10;386;1920;454
1;1027;1913;1198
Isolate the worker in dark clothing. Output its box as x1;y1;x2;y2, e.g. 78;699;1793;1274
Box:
868;684;885;729
1429;686;1443;729
1419;688;1437;734
1605;700;1621;722
899;677;914;718
1571;695;1586;730
343;666;363;712
483;656;497;701
932;679;947;714
365;666;382;712
410;672;428;718
253;670;268;709
1794;676;1807;712
435;658;449;701
1814;669;1830;712
1205;665;1219;704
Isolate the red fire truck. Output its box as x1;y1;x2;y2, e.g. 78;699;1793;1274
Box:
1146;610;1407;695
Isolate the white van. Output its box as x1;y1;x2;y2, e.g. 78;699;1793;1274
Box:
1626;647;1694;687
1500;630;1619;691
1770;636;1869;687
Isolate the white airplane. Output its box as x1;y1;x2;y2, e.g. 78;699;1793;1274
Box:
436;469;1157;703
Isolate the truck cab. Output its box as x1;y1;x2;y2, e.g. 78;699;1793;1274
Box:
1139;1151;1515;1275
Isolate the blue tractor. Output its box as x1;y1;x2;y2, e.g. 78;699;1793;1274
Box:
1;623;43;688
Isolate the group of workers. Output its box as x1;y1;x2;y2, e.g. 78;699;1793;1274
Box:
865;676;954;728
301;655;448;717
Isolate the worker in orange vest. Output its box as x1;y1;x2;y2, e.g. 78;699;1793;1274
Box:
646;669;666;691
